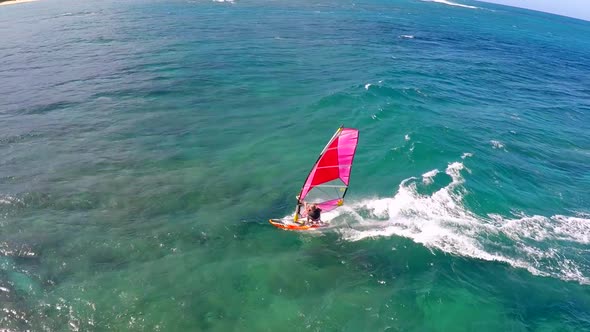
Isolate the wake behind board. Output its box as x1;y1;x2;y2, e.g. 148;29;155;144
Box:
269;126;359;231
269;218;324;231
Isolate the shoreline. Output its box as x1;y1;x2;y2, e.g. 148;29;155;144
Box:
0;0;39;6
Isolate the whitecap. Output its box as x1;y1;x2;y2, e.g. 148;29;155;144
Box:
330;159;590;285
422;0;477;9
0;195;21;205
421;169;440;184
490;140;505;150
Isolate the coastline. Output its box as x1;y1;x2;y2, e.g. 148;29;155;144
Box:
0;0;38;6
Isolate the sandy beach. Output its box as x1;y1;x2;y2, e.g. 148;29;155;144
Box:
0;0;38;6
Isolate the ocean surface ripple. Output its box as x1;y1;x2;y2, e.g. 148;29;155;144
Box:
1;0;590;330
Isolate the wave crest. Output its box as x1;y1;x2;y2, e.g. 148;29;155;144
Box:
332;160;590;285
422;0;478;9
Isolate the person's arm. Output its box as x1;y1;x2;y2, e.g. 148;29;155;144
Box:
294;196;303;223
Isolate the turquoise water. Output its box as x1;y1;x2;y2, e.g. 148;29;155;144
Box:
1;0;590;330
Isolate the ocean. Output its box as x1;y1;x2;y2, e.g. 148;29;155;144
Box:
1;0;589;330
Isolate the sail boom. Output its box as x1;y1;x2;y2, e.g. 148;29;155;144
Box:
303;184;347;188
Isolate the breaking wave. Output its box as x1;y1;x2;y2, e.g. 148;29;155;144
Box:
422;0;478;9
329;159;590;285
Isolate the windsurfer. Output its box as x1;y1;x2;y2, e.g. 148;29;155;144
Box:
296;196;322;225
306;203;322;224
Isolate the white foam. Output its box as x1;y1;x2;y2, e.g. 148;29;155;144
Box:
332;159;590;285
404;134;410;141
421;169;439;184
365;83;372;90
461;152;473;159
501;215;590;244
490;140;505;150
422;0;477;9
0;195;21;205
400;35;415;39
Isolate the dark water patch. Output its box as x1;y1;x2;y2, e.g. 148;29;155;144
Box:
0;131;43;145
13;100;80;116
492;270;590;331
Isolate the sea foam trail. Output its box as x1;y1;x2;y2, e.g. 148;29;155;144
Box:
422;0;477;9
332;160;590;285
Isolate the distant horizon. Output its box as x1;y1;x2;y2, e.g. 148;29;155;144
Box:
476;0;590;21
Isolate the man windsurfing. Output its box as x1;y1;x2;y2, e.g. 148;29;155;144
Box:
296;196;322;225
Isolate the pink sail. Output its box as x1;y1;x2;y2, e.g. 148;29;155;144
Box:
298;127;359;215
